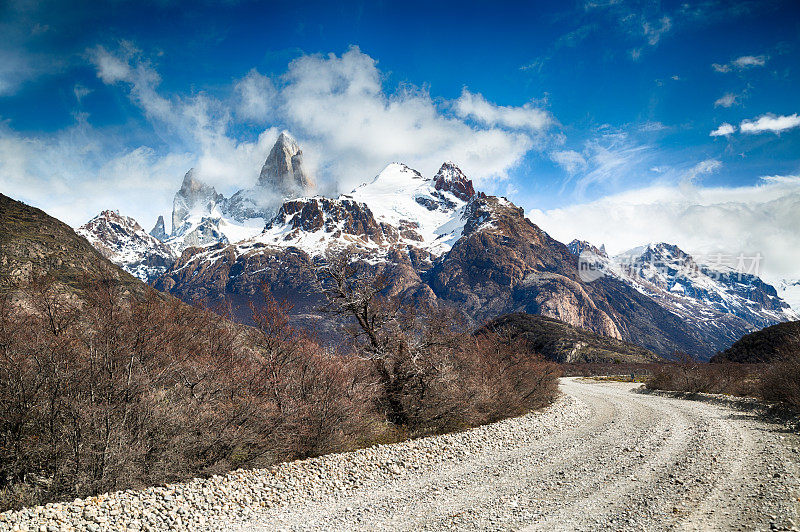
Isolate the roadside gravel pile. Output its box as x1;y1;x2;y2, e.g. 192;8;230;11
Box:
0;394;585;531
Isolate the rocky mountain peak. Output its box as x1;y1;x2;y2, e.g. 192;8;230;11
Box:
568;239;608;258
171;169;223;235
150;215;167;241
433;161;476;201
257;131;314;196
78;210;176;282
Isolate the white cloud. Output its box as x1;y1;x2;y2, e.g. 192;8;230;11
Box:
453;89;553;132
642;16;671;46
740;113;800;134
710;123;736;137
73;83;92;103
2;45;557;227
714;93;739;108
713;54;768;73
280;48;541;189
0;120;192;228
681;159;721;185
732;55;767;69
234;69;276;123
550;150;588;174
528;175;800;282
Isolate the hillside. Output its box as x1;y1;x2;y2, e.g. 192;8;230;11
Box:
478;312;662;364
712;320;800;363
0;194;143;295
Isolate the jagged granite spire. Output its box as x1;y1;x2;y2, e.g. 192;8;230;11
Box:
149;215;167;241
257;132;314;196
171;169;223;235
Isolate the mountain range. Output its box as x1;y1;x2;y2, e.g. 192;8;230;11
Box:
74;133;798;359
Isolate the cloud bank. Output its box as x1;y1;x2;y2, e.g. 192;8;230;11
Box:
1;45;556;227
529;175;800;282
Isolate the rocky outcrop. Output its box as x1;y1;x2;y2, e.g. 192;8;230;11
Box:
266;197;389;243
567;239;607;258
433;162;475;202
478;313;661;364
257;132;314;197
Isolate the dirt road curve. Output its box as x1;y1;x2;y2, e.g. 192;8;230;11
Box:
235;378;800;532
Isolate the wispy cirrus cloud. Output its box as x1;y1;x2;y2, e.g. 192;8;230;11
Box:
713;54;768;73
549;150;588;175
714;93;740;108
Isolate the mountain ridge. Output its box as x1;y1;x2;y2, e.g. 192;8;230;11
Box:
70;136;798;359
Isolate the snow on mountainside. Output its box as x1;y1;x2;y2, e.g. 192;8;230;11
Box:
572;241;797;334
777;279;800;313
165;132;314;253
201;162;475;265
77;210;176;281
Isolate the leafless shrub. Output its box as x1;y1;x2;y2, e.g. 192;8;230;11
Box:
760;356;800;410
646;355;758;396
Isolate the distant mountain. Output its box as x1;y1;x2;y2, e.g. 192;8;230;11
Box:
567;239;607;258
149;215;167;240
256;131;314;195
570;242;797;351
166;131;315;253
77;210;176;282
778;279;800;313
712;320;800;363
70;133;797;360
154;161;721;357
477;313;661;364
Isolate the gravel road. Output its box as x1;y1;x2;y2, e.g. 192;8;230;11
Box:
2;378;799;531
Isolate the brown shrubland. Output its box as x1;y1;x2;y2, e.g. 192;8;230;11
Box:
0;262;560;510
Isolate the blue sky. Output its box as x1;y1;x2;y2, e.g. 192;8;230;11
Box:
1;0;799;280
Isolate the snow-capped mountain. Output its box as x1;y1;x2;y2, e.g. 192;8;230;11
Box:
175;161;475;270
256;131;314;195
75;131;798;359
165;131;316;253
77;210;176;281
567;239;607;258
149;215;167;240
570;241;797;343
